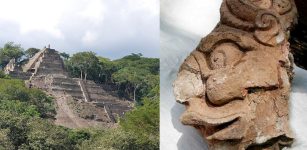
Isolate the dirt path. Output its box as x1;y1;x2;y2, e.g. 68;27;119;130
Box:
53;92;106;128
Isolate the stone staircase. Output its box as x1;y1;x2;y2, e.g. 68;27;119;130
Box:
36;49;66;76
84;81;132;119
52;77;84;100
50;78;133;123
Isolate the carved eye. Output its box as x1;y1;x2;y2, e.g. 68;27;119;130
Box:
209;43;243;70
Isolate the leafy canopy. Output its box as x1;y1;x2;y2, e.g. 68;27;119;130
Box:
25;47;40;58
0;42;24;67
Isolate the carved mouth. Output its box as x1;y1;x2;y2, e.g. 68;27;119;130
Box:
181;97;248;141
246;86;278;94
204;117;247;141
183;86;279;141
182;111;242;140
203;117;239;137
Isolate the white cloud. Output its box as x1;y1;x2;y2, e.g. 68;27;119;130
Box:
79;0;106;24
161;0;222;37
0;0;159;59
0;0;71;39
120;0;159;20
82;31;98;45
127;0;159;16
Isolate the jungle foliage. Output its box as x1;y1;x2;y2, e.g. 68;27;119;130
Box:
0;42;159;150
66;52;159;104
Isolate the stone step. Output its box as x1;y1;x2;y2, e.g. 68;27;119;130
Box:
53;77;78;83
41;58;62;63
36;70;65;75
93;100;130;107
89;94;120;102
39;63;63;68
85;84;117;91
91;98;127;103
52;88;82;93
53;83;80;89
52;86;81;91
86;87;117;94
40;60;62;64
52;88;83;100
86;89;109;95
71;95;84;100
108;105;131;111
38;67;64;72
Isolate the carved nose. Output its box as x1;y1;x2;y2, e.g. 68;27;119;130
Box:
206;62;280;105
206;71;246;105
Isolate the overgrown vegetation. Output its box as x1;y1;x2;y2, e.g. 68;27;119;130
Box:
66;52;159;104
0;42;159;150
0;42;24;68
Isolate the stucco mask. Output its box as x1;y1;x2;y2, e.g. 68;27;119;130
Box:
173;0;297;149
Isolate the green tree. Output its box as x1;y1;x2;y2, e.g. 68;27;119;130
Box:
0;42;24;67
78;128;151;150
67;51;100;81
112;54;159;102
112;67;151;102
120;99;159;149
25;48;40;58
0;78;73;149
0;79;56;118
60;52;70;60
0;71;10;79
0;129;14;150
24;118;75;150
0;110;29;148
97;56;118;83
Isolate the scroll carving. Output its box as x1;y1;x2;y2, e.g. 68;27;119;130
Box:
173;0;297;149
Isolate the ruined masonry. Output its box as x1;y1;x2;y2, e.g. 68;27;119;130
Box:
5;47;132;127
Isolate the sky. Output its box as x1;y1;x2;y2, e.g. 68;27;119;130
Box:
0;0;159;59
161;0;221;37
160;1;221;150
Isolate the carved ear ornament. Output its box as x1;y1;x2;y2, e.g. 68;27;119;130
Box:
254;10;285;46
220;0;295;46
197;32;258;53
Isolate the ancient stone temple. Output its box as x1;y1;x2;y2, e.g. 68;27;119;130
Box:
5;47;132;128
173;0;300;149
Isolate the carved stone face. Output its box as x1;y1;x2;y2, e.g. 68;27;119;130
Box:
173;0;297;149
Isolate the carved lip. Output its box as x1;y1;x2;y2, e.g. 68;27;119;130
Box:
180;110;241;126
182;111;244;140
180;99;247;141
